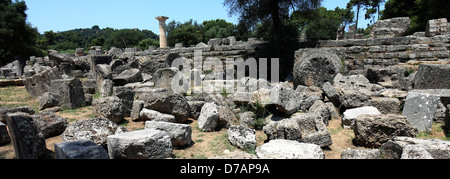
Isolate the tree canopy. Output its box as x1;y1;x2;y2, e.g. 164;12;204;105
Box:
0;0;42;66
224;0;322;79
382;0;450;34
292;7;354;41
166;19;239;47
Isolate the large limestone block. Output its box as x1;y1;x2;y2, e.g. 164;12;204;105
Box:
370;17;410;38
107;129;172;159
256;140;324;159
6;112;46;159
402;91;440;132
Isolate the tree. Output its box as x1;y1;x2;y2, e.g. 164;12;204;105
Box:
364;0;385;22
382;0;450;34
292;7;354;41
202;19;236;41
0;0;42;66
137;38;159;50
166;19;203;47
104;29;146;49
224;0;321;79
44;30;56;46
346;0;370;28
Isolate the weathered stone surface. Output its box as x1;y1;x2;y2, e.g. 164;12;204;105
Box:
0;106;35;123
113;86;134;117
90;55;112;78
217;105;237;129
296;112;333;147
330;74;384;109
269;85;303;115
81;79;96;94
370;17;410;38
54;140;109;159
256;140;324;159
293;49;342;87
446;104;450;130
308;100;331;125
154;67;189;94
0;122;11;145
264;111;332;147
380;137;450;159
137;90;190;123
62;118;127;146
38;92;60;110
354;114;418;148
400;145;434;159
100;79;113;97
24;67;62;98
107;129;172;159
140;108;176;123
92;96;124;123
413;64;450;89
48;50;74;65
239;111;256;128
322;82;340;107
32;112;68;138
6;112;46;159
227;125;256;151
113;68;142;86
402;91;440;132
342;106;381;129
368;97;401;114
0;79;24;86
333;74;383;97
145;121;192;147
94;64;112;91
52;79;85;107
340;149;380;159
131;100;145;121
264;117;302;142
198;103;219;132
187;101;205;119
426;18;448;37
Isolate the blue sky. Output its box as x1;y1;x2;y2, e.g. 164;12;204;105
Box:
24;0;382;34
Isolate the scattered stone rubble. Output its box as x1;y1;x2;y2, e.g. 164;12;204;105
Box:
1;17;449;159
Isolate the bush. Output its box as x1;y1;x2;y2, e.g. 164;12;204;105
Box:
137;38;159;50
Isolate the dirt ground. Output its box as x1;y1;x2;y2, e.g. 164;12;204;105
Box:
1;86;448;159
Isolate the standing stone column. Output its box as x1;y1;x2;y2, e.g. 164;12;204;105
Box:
155;16;169;48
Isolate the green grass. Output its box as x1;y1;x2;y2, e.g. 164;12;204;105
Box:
0;86;39;113
417;122;449;141
208;132;236;156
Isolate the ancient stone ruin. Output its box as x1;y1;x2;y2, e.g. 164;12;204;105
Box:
0;17;449;159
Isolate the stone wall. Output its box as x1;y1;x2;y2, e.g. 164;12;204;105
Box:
294;18;450;91
296;33;450;72
115;38;263;67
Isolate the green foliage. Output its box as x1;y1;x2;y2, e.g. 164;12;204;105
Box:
104;29;146;49
0;0;43;66
252;118;268;130
224;0;321;80
137;38;159;50
293;7;353;41
346;0;371;28
167;19;204;47
292;7;354;40
35;26;158;53
50;41;78;52
382;0;450;34
202;19;236;40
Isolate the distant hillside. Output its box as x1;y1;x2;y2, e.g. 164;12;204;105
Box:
36;25;159;54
